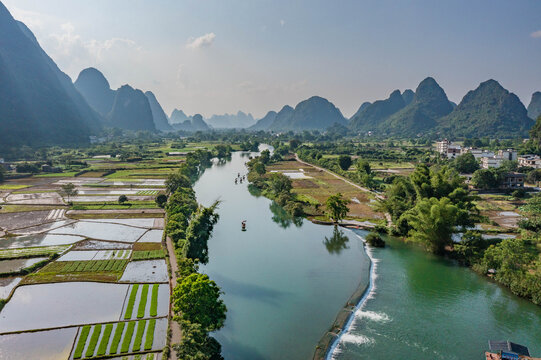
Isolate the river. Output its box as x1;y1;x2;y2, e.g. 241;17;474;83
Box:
195;150;541;360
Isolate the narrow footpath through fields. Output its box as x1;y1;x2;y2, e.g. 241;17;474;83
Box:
166;235;181;360
294;154;392;226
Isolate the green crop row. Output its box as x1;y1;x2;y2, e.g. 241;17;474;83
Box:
132;320;147;351
85;324;102;358
131;250;165;260
145;319;156;350
96;323;113;356
150;284;159;317
73;325;91;359
137;284;149;318
120;321;136;353
109;322;125;354
0;245;70;259
44;260;128;274
136;190;159;195
124;284;139;320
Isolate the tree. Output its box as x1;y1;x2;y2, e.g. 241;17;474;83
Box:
259;149;270;164
155;194;167;208
365;232;385;247
0;166;5;183
173;273;227;331
166;171;192;194
118;195;128;204
325;193;349;223
253;162;266;175
174;320;224;360
59;183;78;203
185;201;220;263
338;155;352;171
269;173;292;195
356;159;371;175
452;153;479;173
406;197;459;254
471;168;500;189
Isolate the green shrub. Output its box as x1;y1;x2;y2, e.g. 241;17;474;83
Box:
365;232;386;248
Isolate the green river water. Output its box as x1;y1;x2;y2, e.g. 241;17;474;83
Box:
195;150;541;360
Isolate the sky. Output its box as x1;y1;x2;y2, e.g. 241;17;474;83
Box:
3;0;541;119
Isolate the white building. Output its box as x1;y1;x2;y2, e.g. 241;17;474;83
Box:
481;156;503;169
436;139;461;159
461;147;494;159
518;155;541;169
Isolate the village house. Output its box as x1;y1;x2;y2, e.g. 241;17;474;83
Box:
436;139;461;159
518;155;541;169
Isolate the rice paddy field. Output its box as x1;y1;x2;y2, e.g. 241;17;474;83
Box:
0;205;169;358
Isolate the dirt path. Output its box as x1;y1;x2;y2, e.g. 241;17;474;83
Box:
294;154;393;227
166;235;181;360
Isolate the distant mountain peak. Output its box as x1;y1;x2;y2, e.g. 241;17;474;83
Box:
528;91;541;120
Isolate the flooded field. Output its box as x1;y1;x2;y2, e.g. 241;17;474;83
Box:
50;221;147;242
0;328;78;360
0;257;47;274
0;234;84;249
0;200;170;359
138;230;163;243
120;260;168;283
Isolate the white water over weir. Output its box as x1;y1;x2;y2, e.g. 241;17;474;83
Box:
327;232;378;359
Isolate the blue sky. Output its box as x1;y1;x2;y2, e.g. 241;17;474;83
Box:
4;0;541;118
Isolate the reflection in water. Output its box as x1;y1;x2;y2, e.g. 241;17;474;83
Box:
323;226;350;254
269;202;303;229
247;184;263;197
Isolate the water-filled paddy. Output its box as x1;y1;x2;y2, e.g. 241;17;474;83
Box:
0;282;128;333
13;220;76;235
0;327;77;360
51;221;147;242
0;277;21;299
0;234;84;249
0;257;47;274
138;230;163;243
120;260;168;283
85;218;157;228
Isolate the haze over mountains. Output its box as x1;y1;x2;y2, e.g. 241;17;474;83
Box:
0;0;540;153
0;2;100;151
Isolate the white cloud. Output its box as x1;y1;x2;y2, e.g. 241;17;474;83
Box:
280;19;285;27
186;32;216;49
531;30;541;39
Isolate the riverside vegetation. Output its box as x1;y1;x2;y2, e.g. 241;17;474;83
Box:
163;150;227;359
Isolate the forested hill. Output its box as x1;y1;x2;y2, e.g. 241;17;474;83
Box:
0;3;102;152
268;96;347;131
437;80;534;137
349;78;533;138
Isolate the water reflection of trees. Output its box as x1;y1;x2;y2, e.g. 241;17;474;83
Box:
269;201;303;228
323;226;350;254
